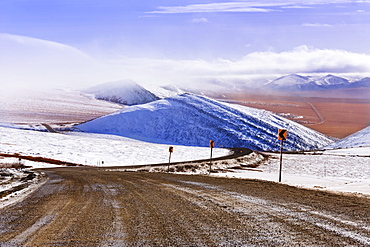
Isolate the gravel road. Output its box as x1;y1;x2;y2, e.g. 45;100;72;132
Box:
1;167;369;246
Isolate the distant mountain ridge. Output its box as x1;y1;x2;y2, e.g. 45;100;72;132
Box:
85;74;370;107
263;74;370;91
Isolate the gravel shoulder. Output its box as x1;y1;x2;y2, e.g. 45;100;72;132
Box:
0;167;369;246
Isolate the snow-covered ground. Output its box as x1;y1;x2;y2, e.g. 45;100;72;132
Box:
215;126;370;195
0;126;230;167
214;148;370;196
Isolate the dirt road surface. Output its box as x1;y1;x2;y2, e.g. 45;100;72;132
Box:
1;168;370;246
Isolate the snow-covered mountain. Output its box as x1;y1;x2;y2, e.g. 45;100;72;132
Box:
85;80;160;106
77;93;333;151
263;74;353;91
314;74;350;86
270;74;311;87
264;74;321;91
325;125;370;149
349;77;370;88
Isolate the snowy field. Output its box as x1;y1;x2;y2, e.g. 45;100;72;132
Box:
0;126;230;167
215;125;370;196
215;149;370;196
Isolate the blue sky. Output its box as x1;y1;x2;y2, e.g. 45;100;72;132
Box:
1;0;369;59
1;1;370;88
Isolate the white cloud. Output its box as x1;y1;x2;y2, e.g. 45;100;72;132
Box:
149;1;365;14
103;45;370;88
192;17;208;23
302;23;333;27
237;45;370;74
2;34;370;90
150;2;275;14
281;5;313;9
0;33;122;89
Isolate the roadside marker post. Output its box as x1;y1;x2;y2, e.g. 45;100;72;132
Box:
168;146;173;172
277;129;288;182
209;140;215;174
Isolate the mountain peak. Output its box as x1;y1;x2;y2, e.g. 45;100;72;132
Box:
315;74;349;86
272;74;311;86
85;80;159;106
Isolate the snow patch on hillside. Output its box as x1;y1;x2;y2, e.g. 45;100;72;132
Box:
77;93;333;151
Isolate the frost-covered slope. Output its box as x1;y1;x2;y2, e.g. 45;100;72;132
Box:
77;94;333;151
326;126;370;149
86;80;159;106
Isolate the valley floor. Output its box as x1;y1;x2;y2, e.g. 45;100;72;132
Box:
215;92;370;139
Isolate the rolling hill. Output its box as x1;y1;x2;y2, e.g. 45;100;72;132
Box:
325;125;370;149
77;93;333;151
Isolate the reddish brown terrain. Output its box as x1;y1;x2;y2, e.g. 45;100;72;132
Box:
212;88;370;139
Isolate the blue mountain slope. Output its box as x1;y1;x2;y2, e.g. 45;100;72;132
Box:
77;94;333;151
325;125;370;149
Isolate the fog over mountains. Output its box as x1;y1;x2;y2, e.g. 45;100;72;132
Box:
86;73;370;108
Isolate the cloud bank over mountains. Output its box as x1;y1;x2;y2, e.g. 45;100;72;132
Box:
1;33;370;89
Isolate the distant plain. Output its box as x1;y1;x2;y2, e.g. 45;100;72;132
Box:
214;87;370;139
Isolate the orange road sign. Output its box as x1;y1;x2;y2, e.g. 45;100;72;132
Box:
210;140;215;148
278;129;288;141
169;146;174;153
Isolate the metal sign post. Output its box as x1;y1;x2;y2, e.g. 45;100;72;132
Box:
277;129;288;182
168;146;173;172
279;139;284;182
209;140;214;174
